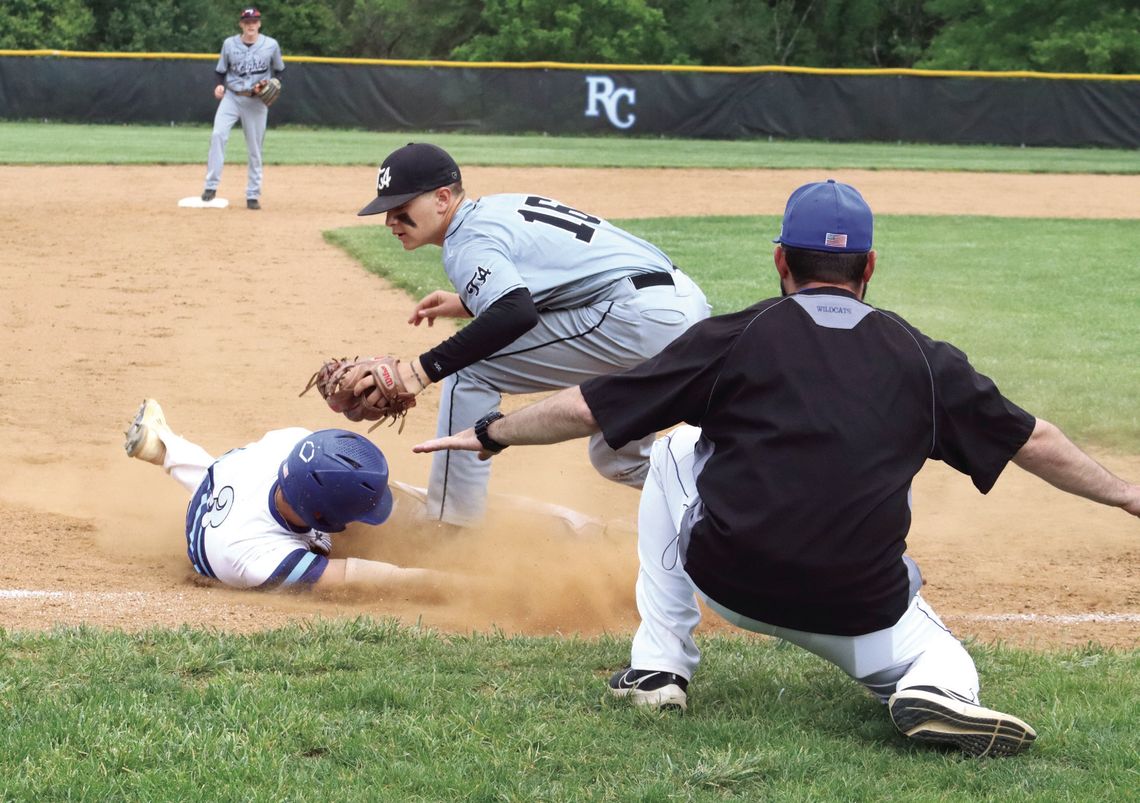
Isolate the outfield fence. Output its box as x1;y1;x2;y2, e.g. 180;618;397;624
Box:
1;51;1138;147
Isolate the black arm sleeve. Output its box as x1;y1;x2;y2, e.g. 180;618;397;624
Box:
215;71;226;86
418;288;539;382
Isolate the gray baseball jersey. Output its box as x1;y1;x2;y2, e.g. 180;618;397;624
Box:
443;195;676;313
204;34;283;199
426;193;711;526
215;34;284;94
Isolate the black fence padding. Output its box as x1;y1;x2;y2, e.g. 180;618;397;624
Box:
2;56;1137;148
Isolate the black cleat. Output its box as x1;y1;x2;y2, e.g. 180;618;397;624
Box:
889;686;1036;757
246;198;261;210
201;189;216;202
609;667;688;711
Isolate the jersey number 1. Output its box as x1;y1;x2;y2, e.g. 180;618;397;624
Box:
517;196;600;243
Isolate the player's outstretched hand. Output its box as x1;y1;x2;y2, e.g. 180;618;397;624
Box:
409;291;471;326
413;428;494;460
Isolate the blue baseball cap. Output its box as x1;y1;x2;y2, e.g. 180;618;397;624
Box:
773;179;873;253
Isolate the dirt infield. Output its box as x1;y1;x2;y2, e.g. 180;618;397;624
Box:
1;164;1137;649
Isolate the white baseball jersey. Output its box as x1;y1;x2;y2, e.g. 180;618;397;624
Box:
184;427;329;589
442;194;676;314
215;34;284;94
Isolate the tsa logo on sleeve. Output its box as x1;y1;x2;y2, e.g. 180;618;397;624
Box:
585;76;636;130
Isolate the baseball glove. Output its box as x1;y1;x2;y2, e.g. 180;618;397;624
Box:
254;77;282;107
301;356;417;432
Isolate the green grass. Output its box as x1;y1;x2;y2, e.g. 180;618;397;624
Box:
3;121;1140;172
326;213;1140;451
5;124;1137;799
1;620;1137;801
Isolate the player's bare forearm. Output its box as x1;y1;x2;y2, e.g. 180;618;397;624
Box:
495;386;599;444
413;386;600;456
314;558;448;594
1012;418;1140;517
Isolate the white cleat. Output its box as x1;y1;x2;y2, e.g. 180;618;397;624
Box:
123;399;170;465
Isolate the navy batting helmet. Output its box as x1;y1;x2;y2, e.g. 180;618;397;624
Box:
277;429;394;532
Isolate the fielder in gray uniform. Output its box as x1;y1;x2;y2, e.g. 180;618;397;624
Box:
352;142;711;527
201;7;284;210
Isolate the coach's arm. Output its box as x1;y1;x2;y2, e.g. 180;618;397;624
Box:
1011;418;1140;517
413;386;599;460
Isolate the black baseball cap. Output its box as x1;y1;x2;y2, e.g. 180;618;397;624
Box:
239;8;261;20
358;143;462;216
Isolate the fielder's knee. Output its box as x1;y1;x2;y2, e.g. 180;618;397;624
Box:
588;444;649;489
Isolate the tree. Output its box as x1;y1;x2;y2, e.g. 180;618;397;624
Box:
650;0;810;66
450;0;678;64
79;0;227;53
920;0;1140;73
0;0;95;50
342;0;482;60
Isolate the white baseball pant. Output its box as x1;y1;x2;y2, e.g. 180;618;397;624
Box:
630;424;983;705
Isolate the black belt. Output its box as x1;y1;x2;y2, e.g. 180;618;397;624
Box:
630;272;674;290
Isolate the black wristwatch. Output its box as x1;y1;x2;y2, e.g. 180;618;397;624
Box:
474;411;508;454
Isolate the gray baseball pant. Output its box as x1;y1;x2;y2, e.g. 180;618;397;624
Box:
428;270;710;527
204;92;268;199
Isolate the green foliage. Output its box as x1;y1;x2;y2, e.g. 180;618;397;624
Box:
921;0;1140;72
650;0;799;66
267;2;347;57
452;0;678;64
1;0;1139;70
78;0;231;52
0;0;95;50
342;0;483;60
792;0;941;68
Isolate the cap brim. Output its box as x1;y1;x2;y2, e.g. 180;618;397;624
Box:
359;485;394;525
357;191;421;217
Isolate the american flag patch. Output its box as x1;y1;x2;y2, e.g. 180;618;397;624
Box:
825;232;848;248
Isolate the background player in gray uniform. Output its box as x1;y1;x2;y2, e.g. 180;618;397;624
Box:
414;180;1140;757
123;399;440;593
351;142;710;527
200;7;284;210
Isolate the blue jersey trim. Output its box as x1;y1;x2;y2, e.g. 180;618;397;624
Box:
185;468;217;578
258;549;328;589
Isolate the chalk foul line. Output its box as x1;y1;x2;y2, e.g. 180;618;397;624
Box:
1;589;1138;624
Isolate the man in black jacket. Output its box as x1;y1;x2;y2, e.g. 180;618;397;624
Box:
413;179;1140;757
